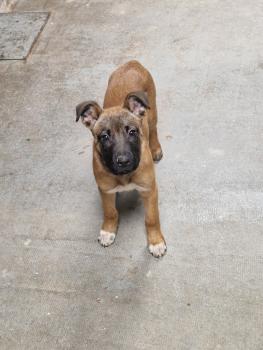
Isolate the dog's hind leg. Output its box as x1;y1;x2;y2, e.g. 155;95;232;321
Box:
146;77;163;162
148;105;163;162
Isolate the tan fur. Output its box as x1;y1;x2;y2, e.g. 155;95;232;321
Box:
104;61;162;160
79;61;166;257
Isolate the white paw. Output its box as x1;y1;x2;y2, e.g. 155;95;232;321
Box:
98;230;116;247
148;241;167;257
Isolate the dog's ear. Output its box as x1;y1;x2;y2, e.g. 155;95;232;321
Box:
123;91;150;117
76;101;102;130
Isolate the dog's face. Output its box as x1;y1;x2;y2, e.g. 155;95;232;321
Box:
93;110;141;175
76;92;149;176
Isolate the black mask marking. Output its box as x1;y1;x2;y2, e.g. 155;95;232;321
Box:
99;126;141;175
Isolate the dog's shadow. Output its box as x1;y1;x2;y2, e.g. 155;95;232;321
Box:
116;190;143;213
115;190;145;245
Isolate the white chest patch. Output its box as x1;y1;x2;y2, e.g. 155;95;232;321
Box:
107;183;148;194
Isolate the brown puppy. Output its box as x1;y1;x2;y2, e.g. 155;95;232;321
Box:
76;60;166;257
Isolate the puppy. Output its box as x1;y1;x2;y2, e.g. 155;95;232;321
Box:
76;60;166;257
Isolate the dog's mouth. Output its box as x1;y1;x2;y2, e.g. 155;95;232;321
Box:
101;159;139;176
111;163;138;176
113;168;134;175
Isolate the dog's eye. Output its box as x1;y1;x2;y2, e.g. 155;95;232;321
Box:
128;129;137;136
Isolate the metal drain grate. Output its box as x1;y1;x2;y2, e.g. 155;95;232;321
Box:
0;12;49;60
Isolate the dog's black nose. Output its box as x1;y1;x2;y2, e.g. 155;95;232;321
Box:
117;154;130;167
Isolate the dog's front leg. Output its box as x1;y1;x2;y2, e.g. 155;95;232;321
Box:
140;184;167;257
98;190;118;247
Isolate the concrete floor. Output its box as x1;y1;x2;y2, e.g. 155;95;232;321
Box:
1;0;263;349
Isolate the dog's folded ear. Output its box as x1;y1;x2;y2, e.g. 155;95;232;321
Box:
123;91;150;117
76;101;102;129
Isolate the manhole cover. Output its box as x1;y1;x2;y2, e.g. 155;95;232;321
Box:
0;12;49;60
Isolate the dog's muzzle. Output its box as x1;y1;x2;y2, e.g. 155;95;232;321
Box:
113;152;137;175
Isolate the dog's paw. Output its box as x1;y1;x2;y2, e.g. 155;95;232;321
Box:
98;230;116;247
151;147;163;162
148;241;167;257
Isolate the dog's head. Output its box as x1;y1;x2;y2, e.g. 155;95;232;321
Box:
76;91;150;175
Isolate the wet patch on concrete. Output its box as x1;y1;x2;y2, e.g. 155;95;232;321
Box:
0;12;49;60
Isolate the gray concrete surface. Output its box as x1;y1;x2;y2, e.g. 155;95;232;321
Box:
0;0;263;349
0;12;49;59
0;0;18;12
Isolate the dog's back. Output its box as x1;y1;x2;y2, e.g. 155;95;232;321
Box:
103;60;156;110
